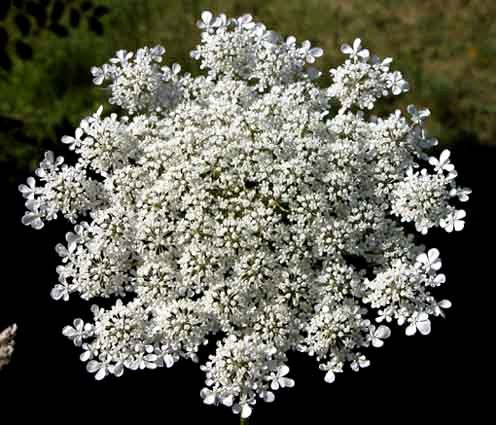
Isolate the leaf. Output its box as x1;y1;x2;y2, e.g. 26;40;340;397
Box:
49;23;68;37
15;14;31;36
92;5;109;18
15;39;33;60
69;8;80;27
0;26;8;47
50;0;64;23
0;0;10;21
81;1;93;12
88;17;103;35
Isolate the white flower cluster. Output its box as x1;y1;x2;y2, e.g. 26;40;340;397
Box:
19;11;470;418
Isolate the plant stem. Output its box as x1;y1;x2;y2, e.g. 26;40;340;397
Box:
240;418;249;425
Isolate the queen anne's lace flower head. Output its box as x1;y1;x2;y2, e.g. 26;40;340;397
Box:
19;11;469;418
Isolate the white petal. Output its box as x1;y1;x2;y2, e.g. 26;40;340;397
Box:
372;338;384;348
405;324;416;336
111;363;124;377
201;11;212;24
86;360;100;373
428;157;439;167
172;63;181;75
204;393;216;405
270;381;280;391
417;319;431;335
324;370;335;383
279;377;294;388
434;274;446;285
95;367;107;381
428;248;440;263
286;36;296;45
61;136;75;145
62;326;76;338
439;299;452;309
417;312;429;321
73;318;84;330
340;43;353;55
279;364;289;377
357;48;369;59
80;351;92;362
375;325;391;339
353;38;362;51
416;253;428;266
440;149;451;163
221;394;234;407
241;404;252;419
163;354;174;368
310;47;323;57
263;391;275;402
50;285;67;301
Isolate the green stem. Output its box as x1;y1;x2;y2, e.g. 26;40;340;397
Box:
240;418;249;425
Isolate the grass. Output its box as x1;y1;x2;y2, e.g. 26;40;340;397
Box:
1;0;494;175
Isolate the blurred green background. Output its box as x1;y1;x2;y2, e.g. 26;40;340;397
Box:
1;0;494;179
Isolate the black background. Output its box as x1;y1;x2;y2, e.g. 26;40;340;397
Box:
0;137;491;423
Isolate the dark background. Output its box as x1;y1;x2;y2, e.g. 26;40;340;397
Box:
0;1;493;423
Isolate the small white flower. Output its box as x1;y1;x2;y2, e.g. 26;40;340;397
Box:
440;210;466;232
232;402;252;418
90;66;105;85
197;11;222;33
407;105;431;124
405;312;431;336
449;187;471;202
371;325;391;348
86;359;110;381
50;283;70;301
61;127;84;147
79;343;98;362
434;299;452;317
110;49;133;66
350;355;370;372
269;365;295;390
429;149;455;173
200;388;217;405
389;71;409;95
340;38;369;60
300;40;323;64
18;177;38;200
416;248;442;272
62;318;94;346
21;210;44;230
235;14;255;30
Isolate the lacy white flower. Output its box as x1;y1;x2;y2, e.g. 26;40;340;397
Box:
19;11;470;418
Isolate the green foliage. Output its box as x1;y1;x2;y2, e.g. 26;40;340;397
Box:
1;0;494;178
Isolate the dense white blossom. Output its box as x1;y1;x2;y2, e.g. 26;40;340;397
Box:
19;11;469;418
